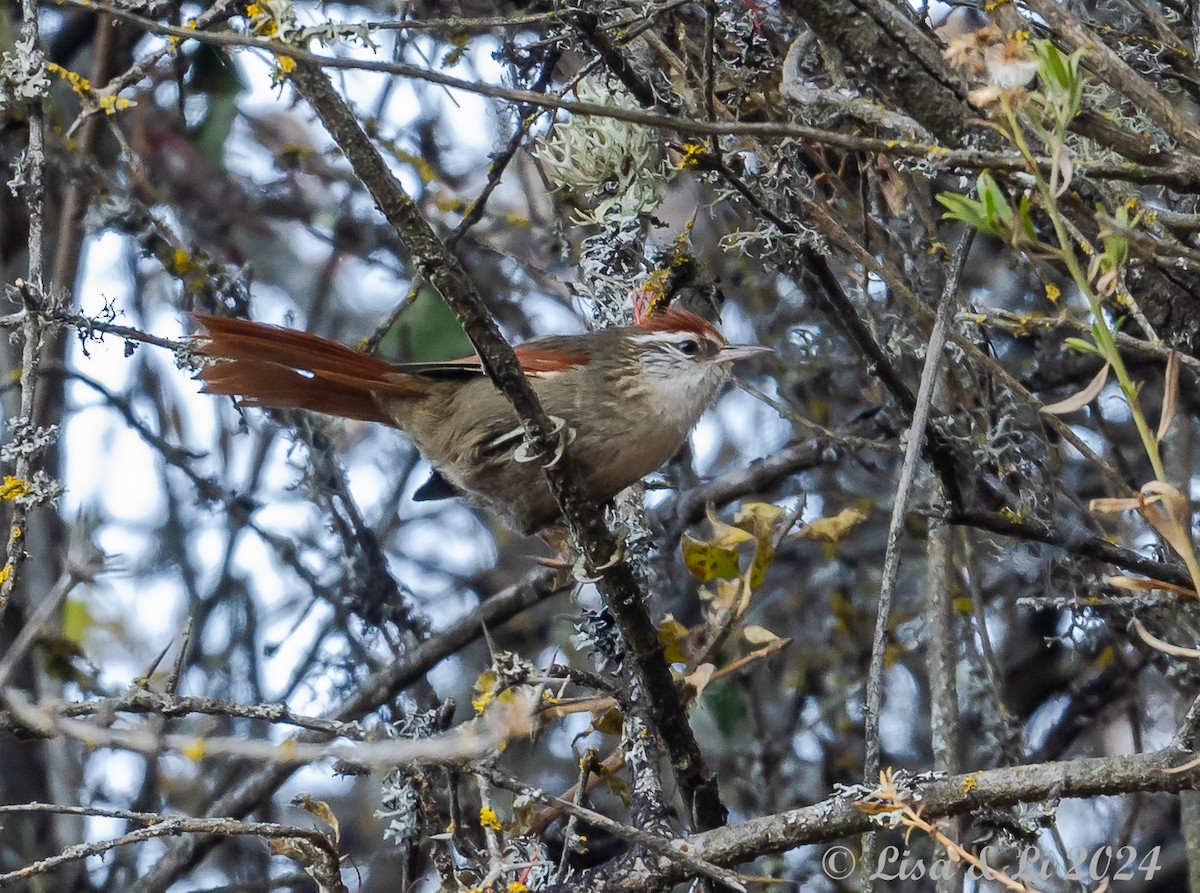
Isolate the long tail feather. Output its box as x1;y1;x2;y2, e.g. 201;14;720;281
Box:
193;314;420;425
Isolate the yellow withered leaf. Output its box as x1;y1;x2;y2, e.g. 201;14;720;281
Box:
293;794;340;845
742;625;781;645
591;706;624;735
734;501;787;539
799;507;869;543
705;503;756;548
657;615;690;663
736;501;789;591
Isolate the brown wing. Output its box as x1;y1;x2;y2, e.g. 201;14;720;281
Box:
388;336;589;378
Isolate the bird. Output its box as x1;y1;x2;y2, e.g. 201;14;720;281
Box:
193;307;769;534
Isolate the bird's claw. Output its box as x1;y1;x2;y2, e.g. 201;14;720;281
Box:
571;543;626;583
513;416;575;467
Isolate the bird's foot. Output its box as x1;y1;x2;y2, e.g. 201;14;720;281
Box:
513;416;575;467
534;529;625;582
534;527;574;572
571;542;626;583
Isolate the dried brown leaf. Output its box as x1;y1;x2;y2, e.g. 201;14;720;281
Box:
1107;575;1198;598
1157;349;1180;442
1089;496;1141;514
683;663;715;698
742;625;781;645
293;794;340;846
1042;363;1109;415
1132;618;1200;659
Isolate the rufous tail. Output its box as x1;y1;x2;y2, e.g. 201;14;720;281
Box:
194;314;420;425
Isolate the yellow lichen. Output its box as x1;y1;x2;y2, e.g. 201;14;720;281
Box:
479;806;502;830
46;62;90;96
677;142;707;169
97;94;135;115
168;247;194;275
0;476;29;501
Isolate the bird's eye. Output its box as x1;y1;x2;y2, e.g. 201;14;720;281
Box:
678;339;700;357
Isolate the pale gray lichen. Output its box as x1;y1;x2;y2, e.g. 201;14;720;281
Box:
534;78;672;227
0;419;59;464
376;770;420;845
0;34;50;112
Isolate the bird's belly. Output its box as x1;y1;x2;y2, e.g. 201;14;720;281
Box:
449;428;684;535
386;384;690;534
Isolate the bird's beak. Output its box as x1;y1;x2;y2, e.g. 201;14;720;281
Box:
715;344;772;365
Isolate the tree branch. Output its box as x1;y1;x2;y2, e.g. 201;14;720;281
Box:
286;57;725;831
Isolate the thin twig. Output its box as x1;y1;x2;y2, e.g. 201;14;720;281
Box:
41;0;1200;188
864;229;974;780
556;749;596;883
128;569;566;893
924;515;962;893
863;229;973;889
0;0;48;613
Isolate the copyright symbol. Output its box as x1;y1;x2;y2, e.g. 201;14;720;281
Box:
822;845;856;880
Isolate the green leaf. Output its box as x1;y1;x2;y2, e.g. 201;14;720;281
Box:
978;172;1013;231
1035;40;1069;92
1063;337;1101;356
707;679;746;736
1033;40;1084;125
1018;193;1038;244
936;193;988;232
681;535;742;581
384;287;474;362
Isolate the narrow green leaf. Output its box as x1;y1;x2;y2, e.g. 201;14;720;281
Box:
1018;193;1038;244
1063;337;1101;356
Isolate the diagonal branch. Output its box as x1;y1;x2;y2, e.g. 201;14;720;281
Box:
283;58;725;832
